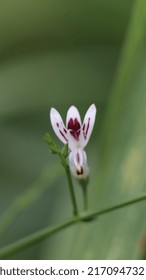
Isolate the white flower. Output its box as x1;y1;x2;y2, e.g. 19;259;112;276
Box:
50;104;96;179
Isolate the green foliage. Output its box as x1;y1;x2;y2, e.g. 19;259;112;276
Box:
62;144;69;159
44;133;60;155
44;133;68;168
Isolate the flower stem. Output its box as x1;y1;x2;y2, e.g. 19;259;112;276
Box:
65;167;78;216
1;192;146;259
82;185;88;211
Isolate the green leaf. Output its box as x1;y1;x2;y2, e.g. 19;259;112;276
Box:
44;133;68;169
43;133;60;154
62;144;69;159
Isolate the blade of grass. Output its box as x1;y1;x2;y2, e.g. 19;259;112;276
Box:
102;0;146;147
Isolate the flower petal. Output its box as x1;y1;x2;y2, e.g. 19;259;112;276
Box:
66;105;81;126
50;107;68;144
66;106;82;142
82;104;96;148
69;149;89;179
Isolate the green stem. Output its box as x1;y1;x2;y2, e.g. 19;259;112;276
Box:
82;186;88;211
89;193;146;218
1;192;146;259
0;217;79;260
79;178;89;212
65;167;78;216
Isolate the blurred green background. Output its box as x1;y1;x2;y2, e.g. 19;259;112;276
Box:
0;0;146;259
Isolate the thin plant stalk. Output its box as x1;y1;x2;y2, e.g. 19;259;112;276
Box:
65;166;78;216
82;185;88;211
1;192;146;259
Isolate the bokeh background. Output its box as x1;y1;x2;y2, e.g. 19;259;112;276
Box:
0;0;146;259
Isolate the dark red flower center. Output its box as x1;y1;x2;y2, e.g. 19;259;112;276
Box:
67;118;81;140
